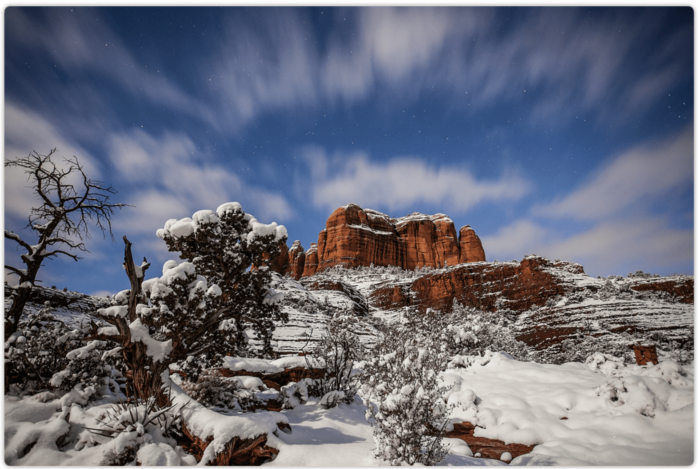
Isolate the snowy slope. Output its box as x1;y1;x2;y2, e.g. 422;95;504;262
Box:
4;285;110;328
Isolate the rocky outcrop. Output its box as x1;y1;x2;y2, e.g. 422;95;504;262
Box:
445;422;535;463
302;243;319;277
317;205;402;272
288;241;306;280
302;204;485;276
300;278;369;316
218;366;325;389
628;277;694;304
458;226;486;264
630;345;659;365
371;256;570;313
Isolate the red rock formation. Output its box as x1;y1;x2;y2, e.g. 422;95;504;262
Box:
445;422;535;463
630;344;659;365
434;217;461;267
252;241;289;276
629;278;694;304
303;204;484;276
288;240;306;280
458;225;486;263
371;256;569;313
394;213;461;270
317;205;402;272
302;243;319;277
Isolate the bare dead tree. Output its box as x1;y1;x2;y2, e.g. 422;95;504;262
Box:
4;149;129;339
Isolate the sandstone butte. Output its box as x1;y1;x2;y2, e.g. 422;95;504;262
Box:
270;204;486;279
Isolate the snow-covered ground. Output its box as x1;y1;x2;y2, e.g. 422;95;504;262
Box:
6;353;693;466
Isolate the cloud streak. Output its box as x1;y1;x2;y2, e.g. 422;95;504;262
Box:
6;8;690;132
303;147;531;214
106;129;294;260
534;126;693;220
482;128;694;276
6;8;218;127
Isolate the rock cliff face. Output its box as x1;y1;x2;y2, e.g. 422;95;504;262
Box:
302;243;319;277
293;204;485;277
366;255;694;350
371;256;573;313
459;226;486;264
287;241;306;280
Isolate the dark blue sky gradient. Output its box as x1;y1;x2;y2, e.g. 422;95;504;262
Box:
4;7;693;296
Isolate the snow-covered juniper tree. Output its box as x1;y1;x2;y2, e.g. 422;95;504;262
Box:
155;202;288;357
91;203;287;401
4;149;128;339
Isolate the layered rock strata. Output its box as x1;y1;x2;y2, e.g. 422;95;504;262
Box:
371;256;571;313
368;255;694;349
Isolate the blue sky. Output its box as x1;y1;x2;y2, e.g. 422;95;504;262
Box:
4;7;694;296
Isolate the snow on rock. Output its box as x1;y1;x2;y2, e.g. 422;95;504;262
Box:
263;287;284;305
232;376;266;391
135;442;182;466
164;371;287;465
441;351;694;465
222;357;284;374
270;355;317;370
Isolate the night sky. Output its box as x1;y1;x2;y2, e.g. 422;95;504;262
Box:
4;7;694;296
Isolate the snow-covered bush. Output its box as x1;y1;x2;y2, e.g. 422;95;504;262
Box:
306;312;364;407
49;335;120;398
179;369;263;411
361;322;452;466
4;303;118;398
85;390;188;465
279;378;314;409
156;202;288;358
448;301;532;360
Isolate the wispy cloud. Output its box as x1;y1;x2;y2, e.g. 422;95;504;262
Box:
302;147;531;214
7;8;689;131
533;126;693;220
482;127;694;276
317;8;690;123
4;102;103;220
107;129;294;260
6;8;217;127
483;217;692;276
203;9;319;128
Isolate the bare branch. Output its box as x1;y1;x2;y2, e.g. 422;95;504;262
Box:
4;265;27;279
42;250;82;261
4;231;34;254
